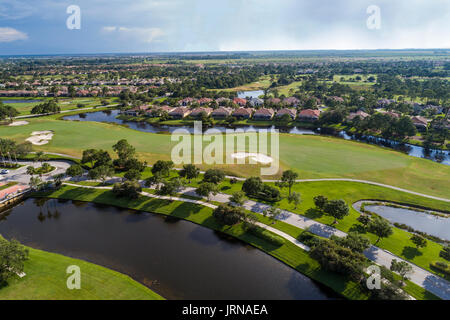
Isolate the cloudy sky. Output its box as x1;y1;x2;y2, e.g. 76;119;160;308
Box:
0;0;449;55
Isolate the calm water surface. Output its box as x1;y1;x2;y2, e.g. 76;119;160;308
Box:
0;198;338;300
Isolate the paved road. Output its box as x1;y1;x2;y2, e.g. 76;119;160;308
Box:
0;160;71;184
64;181;450;300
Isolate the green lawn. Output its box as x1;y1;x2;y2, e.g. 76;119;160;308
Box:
34;185;441;300
36;185;370;300
0;117;449;198
1;97;115;116
0;241;164;300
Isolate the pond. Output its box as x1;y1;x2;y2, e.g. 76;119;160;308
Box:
63;109;449;165
364;204;450;241
1;99;42;104
237;90;264;99
0;198;338;300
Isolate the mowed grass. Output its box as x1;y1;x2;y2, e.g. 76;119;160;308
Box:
34;185;370;300
0;117;449;198
0;241;164;300
35;185;441;300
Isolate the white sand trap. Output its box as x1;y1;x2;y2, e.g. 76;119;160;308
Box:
26;130;54;145
230;152;274;164
8;121;29;126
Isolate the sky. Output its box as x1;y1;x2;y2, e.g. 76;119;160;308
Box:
0;0;449;55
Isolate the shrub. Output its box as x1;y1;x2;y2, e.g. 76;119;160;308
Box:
241;177;280;202
212;204;246;226
430;261;450;275
298;231;320;248
112;180;142;199
309;239;366;281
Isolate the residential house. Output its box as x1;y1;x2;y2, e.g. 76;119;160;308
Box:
190;107;213;118
233;98;247;107
253;108;274;120
169;107;191;119
232;107;253;119
411;116;428;130
283;97;300;107
347;110;370;121
276;108;297;120
248;97;264;107
211;107;232;119
298;109;321;121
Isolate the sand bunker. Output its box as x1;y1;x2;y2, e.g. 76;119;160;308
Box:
8;121;29;126
26;130;54;145
230;152;274;164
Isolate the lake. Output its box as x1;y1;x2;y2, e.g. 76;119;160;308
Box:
63;109;449;165
364;204;450;241
0;198;338;300
1;99;42;104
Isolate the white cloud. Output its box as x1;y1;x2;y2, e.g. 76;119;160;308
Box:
0;27;28;42
101;26;164;43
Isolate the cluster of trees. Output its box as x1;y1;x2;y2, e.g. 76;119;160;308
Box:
350;113;418;140
0;238;29;285
0;139;32;167
0;102;19;121
242;177;281;202
313;196;349;224
30;99;60;114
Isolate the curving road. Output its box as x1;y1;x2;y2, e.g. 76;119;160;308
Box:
61;181;450;300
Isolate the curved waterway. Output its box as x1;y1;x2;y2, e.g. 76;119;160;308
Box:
0;198;339;300
63;109;449;165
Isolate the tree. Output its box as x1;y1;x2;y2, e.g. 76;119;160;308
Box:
145;172;164;189
357;214;371;226
242;176;263;194
0;104;19;121
157;178;183;196
112;139;136;165
390;259;413;285
410;234;427;250
196;182;218;201
124;169;141;181
0;238;29;284
287;192;301;209
203;168;225;184
323;199;349;224
179;164;199;183
112;180;142;199
26;166;36;176
367;216;393;244
213;204;246;226
52;173;65;188
276;170;298;196
88;165;114;184
331;232;371;253
313;195;328;211
94;150;112;168
309;239;366;281
263;205;282;224
123;158;146;172
439;245;450;261
229;191;245;206
66;164;83;180
81;149;98;168
151;160;174;177
29;176;42;189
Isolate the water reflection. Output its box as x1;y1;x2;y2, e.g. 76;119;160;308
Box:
63;110;449;165
0;198;338;300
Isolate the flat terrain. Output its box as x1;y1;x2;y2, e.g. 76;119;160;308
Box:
1;117;449;198
0;242;164;300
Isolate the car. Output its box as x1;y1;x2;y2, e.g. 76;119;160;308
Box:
0;169;9;174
